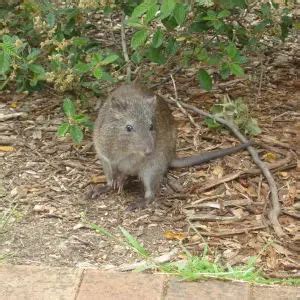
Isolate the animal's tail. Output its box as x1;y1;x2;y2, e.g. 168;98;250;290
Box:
170;141;251;168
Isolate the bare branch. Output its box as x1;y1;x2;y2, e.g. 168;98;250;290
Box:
159;92;286;237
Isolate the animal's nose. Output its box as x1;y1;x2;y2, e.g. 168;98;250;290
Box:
144;146;153;155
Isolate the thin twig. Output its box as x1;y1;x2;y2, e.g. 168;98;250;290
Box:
117;248;178;272
169;75;199;128
257;55;265;99
0;112;27;121
187;220;206;243
170;74;178;100
193;225;266;237
159;92;285;237
193;152;293;194
121;12;131;82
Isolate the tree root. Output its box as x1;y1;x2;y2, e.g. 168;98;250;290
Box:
159;92;291;238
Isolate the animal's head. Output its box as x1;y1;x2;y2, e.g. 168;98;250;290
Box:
104;84;157;157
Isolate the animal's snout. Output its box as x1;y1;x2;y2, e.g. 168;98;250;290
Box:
144;146;153;155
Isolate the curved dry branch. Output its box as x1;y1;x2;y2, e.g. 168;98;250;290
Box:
158;92;285;237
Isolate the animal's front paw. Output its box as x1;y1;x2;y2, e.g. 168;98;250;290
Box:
112;175;127;194
127;201;146;211
86;185;111;200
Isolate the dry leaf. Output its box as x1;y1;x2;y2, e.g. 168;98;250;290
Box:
193;170;207;178
91;175;107;183
73;223;86;230
262;152;277;162
164;230;187;241
212;165;224;178
33;204;52;213
279;171;289;179
0;146;15;152
10;102;17;108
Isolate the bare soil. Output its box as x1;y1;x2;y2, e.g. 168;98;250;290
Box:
0;45;299;276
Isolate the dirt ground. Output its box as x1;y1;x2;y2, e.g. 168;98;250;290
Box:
0;43;299;276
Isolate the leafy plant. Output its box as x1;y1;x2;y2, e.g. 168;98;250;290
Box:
205;96;262;135
57;98;92;144
88;221;300;286
0;0;295;143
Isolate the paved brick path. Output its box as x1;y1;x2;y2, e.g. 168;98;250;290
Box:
0;265;299;300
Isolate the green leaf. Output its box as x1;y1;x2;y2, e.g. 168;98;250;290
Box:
254;20;271;32
26;48;41;61
101;70;114;82
162;16;178;30
145;4;159;23
90;223;116;239
204;117;221;129
28;64;45;75
160;0;176;19
152;29;164;48
57;123;70;137
131;51;143;64
72;37;89;47
119;226;149;258
100;54;119;65
229;63;244;76
195;47;209;61
73;114;89;124
91;53;103;65
218;9;230;19
63;98;76;117
220;63;231;79
69;125;83;144
146;47;166;64
131;29;148;50
197;69;212;91
103;6;113;14
189;21;209;32
173;3;187;25
93;67;103;79
126;17;144;29
0;51;10;74
74;62;90;74
225;43;238;59
207;55;221;65
244;118;261;136
46;13;56;27
196;0;214;7
131;0;152;18
165;37;178;55
219;0;247;9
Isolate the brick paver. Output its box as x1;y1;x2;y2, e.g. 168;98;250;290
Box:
166;279;251;300
76;270;166;300
0;265;82;300
0;264;299;300
251;284;300;300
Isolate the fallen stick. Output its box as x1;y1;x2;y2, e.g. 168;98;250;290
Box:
0;112;27;121
117;248;178;272
158;92;285;237
195;152;293;193
193;225;266;237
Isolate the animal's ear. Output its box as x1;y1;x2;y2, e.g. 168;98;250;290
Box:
145;95;157;109
110;96;128;111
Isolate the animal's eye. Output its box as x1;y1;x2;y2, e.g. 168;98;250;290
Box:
126;125;133;132
149;124;154;131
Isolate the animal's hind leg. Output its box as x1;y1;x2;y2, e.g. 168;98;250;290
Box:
127;167;164;210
